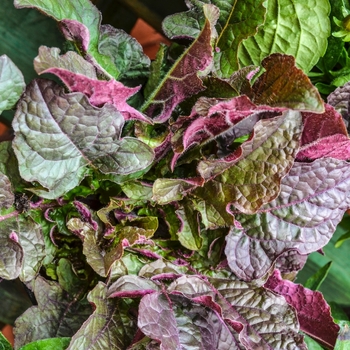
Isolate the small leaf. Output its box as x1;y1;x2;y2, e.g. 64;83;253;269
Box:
18;337;71;350
303;261;332;291
335;321;350;350
239;0;331;73
34;46;97;78
14;276;92;348
265;270;339;349
252;54;324;112
67;282;137;350
327;81;350;128
0;55;25;114
0;173;14;209
142;4;218;122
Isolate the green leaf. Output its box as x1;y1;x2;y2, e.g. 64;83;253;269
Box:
303;335;324;350
303;262;332;291
0;332;12;350
97;25;150;81
18;337;71;350
335;230;350;247
34;46;97;78
198;110;303;214
239;0;331;73
0;55;25;114
14;276;91;348
67;283;136;350
175;201;202;250
14;0;119;79
12;80;153;199
213;0;267;77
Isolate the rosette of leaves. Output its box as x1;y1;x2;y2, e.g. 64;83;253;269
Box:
1;0;349;349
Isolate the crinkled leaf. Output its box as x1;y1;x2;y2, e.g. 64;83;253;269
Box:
171;95;282;166
152;178;203;205
297;104;350;160
225;158;350;281
67;282;136;350
34;46;97;78
0;215;44;282
43;68;151;123
327;81;350;130
198;110;302;214
238;0;331;73
14;276;92;348
14;0;120;78
12;79;153;199
107;275;159;298
138;292;240;350
275;250;308;275
303;261;332;291
213;0;267;77
138;260;189;280
142;5;218;122
0;55;25;114
265;270;339;349
18;337;71;350
98;25;150;80
252;54;324;112
0;173;14;209
168;275;307;349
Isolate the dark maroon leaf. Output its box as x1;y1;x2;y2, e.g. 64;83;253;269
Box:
265;270;340;349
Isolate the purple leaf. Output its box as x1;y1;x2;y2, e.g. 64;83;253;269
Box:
142;5;218;123
168;274;307;349
275;250;308;275
327;81;350;128
43;68;150;123
67;282;136;350
197;110;303;214
73;201;98;231
225;158;350;281
0;173;14;209
252;54;324;112
14;276;92;348
265;270;339;349
297;104;350;160
107;275;159;298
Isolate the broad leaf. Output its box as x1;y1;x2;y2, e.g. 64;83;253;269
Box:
198;110;302;214
213;0;267;77
252;54;324;112
34;46;97;78
12;79;153;199
265;270;339;349
98;25;150;80
67;282;136;350
14;0;120;78
141;4;218;122
225;158;350;281
42;68;151;123
0;55;25;114
239;0;331;73
14;276;91;348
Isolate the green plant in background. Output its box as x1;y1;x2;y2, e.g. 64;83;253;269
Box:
0;0;350;349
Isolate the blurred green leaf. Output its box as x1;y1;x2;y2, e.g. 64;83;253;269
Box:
304;262;332;291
